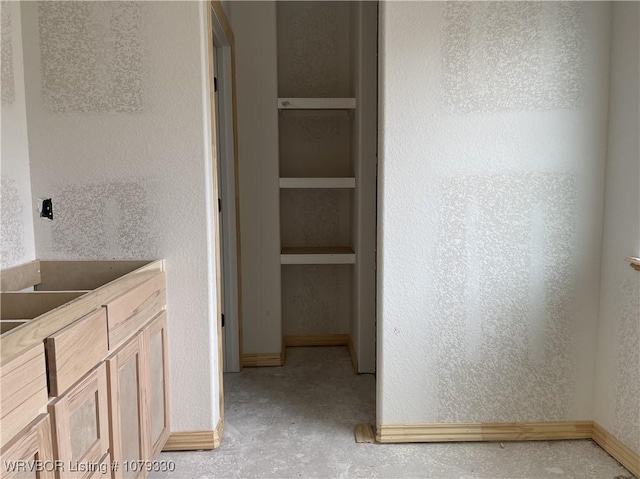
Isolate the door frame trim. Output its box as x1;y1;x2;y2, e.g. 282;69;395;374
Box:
205;0;243;439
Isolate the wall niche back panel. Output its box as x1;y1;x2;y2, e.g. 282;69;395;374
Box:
280;189;352;248
279;111;352;178
38;1;144;113
276;1;351;98
282;264;351;336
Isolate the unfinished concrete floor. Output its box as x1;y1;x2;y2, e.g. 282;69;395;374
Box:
154;347;634;479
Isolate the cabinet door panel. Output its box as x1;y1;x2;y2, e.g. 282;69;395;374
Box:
0;343;48;447
141;312;169;459
48;363;109;479
106;334;148;479
0;414;54;479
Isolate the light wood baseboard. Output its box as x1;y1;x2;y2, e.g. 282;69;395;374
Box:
376;421;593;443
163;420;223;451
347;336;358;373
283;334;349;347
163;431;216;451
376;421;638;476
354;423;375;444
592;422;640;477
241;351;284;367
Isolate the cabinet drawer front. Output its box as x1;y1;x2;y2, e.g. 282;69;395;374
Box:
0;414;55;479
0;343;49;447
104;273;166;351
48;363;109;479
46;309;109;397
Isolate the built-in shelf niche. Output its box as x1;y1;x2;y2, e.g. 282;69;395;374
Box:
279;177;355;189
281;247;355;264
280;188;352;249
279;110;353;178
278;98;356;109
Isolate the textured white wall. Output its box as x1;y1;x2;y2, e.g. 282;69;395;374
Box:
378;2;611;425
1;1;36;268
20;1;219;432
594;2;640;455
227;1;282;354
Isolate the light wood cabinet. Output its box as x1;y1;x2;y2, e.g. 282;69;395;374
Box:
0;414;55;479
48;363;110;479
106;334;148;479
141;313;170;460
0;260;171;473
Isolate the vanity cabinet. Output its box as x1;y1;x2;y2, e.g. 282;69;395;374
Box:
0;260;170;478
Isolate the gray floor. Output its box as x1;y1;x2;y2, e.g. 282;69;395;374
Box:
155;347;634;479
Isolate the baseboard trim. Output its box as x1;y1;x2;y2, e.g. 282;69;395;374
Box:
376;421;593;444
592;422;640;477
347;336;358;373
164;420;223;451
242;351;284;367
283;334;349;347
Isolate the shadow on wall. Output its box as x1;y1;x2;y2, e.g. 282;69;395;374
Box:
435;172;578;423
48;181;160;259
1;178;26;267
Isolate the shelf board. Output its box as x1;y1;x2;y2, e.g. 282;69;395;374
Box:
626;257;640;271
278;98;356;110
279;177;355;189
281;247;355;265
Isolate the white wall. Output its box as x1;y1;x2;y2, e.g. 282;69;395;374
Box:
20;1;219;432
594;2;640;455
1;1;35;268
378;2;611;425
228;1;282;355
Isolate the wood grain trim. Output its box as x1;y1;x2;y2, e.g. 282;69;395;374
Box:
211;1;234;44
0;414;55;479
0;261;41;291
106;333;148;479
354;423;375;444
1;291;89;320
592;422;640;477
284;334;349;347
46;308;109;397
1;261;164;363
163;422;222;452
141;312;171;460
347;336;358;374
376;422;594;443
241;352;284;367
104;272;166;351
0;343;49;448
36;261;152;291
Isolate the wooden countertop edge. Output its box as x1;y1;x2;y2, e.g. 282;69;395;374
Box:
0;260;165;364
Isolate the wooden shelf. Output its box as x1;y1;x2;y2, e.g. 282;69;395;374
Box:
278;98;356;110
279;177;355;189
281;247;355;265
626;257;640;271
